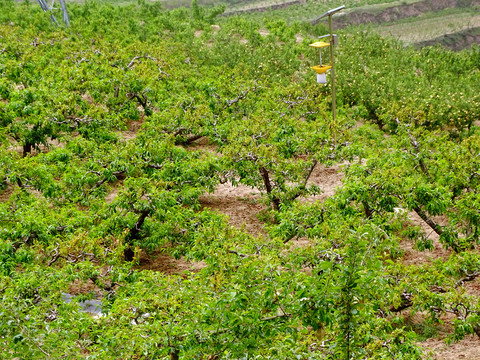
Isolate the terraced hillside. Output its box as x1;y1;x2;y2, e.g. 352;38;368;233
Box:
225;0;480;50
332;0;480;50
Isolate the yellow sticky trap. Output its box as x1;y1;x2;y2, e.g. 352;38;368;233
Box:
311;65;332;74
309;41;330;48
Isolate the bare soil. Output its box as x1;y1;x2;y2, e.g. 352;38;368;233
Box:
184;136;220;155
135;249;206;275
399;310;480;358
398;211;480;357
304;162;345;203
200;182;266;236
68;278;103;297
401;212;451;266
259;28;270;37
117;119;143;141
0;184;14;203
464;279;480;297
422;336;480;359
105;180;123;204
199;161;345;238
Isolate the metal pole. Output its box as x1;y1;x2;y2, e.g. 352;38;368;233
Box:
59;0;70;27
37;0;59;26
328;15;337;145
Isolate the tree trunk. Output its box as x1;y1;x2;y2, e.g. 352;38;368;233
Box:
123;247;135;262
23;142;33;157
362;200;373;219
259;166;280;211
124;209;151;261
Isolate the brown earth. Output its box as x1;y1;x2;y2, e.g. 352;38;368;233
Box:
0;184;14;203
398;212;480;357
135;249;206;275
104;180;123;204
199;182;266;236
400;310;480;359
422;336;480;359
68;278;103;297
401;212;451;265
116;119;143;141
304;162;345;203
259;28;270;37
199;161;345;238
184;136;220;155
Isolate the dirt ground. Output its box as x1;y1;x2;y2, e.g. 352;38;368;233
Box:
135;250;206;275
422;336;480;360
401;212;451;266
398;211;480;358
199;160;345;237
0;184;14;202
200;182;266;236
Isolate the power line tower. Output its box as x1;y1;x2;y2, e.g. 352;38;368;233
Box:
36;0;70;27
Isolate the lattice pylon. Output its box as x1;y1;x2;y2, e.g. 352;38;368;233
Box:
36;0;70;27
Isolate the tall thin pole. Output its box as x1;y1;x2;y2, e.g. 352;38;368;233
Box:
37;0;59;26
36;0;69;27
328;15;337;145
313;5;344;145
59;0;70;27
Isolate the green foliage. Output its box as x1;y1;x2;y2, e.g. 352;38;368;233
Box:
336;31;480;134
0;1;479;358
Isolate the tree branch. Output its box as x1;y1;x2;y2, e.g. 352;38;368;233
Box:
224;81;257;109
390;291;413;312
289;160;318;201
124;208;152;261
456;270;480;287
395;118;430;179
127;55;157;69
259;166;280;211
412;206;443;237
127;92;149;112
90;171;126;191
